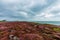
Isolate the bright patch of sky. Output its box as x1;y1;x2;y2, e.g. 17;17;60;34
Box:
0;0;60;21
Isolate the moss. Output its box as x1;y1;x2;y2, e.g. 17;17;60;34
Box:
53;27;60;31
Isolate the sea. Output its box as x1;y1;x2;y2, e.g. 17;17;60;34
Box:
32;21;60;25
7;21;60;25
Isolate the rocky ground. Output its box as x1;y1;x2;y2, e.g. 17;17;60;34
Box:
0;21;60;40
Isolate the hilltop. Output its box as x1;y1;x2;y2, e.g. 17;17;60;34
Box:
0;21;60;40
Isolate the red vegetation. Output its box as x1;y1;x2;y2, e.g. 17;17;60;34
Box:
0;21;60;40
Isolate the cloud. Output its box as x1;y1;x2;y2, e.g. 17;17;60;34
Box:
32;0;60;21
44;14;54;18
1;0;20;4
0;0;60;21
18;11;28;18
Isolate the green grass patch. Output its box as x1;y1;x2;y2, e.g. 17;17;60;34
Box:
53;27;60;31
